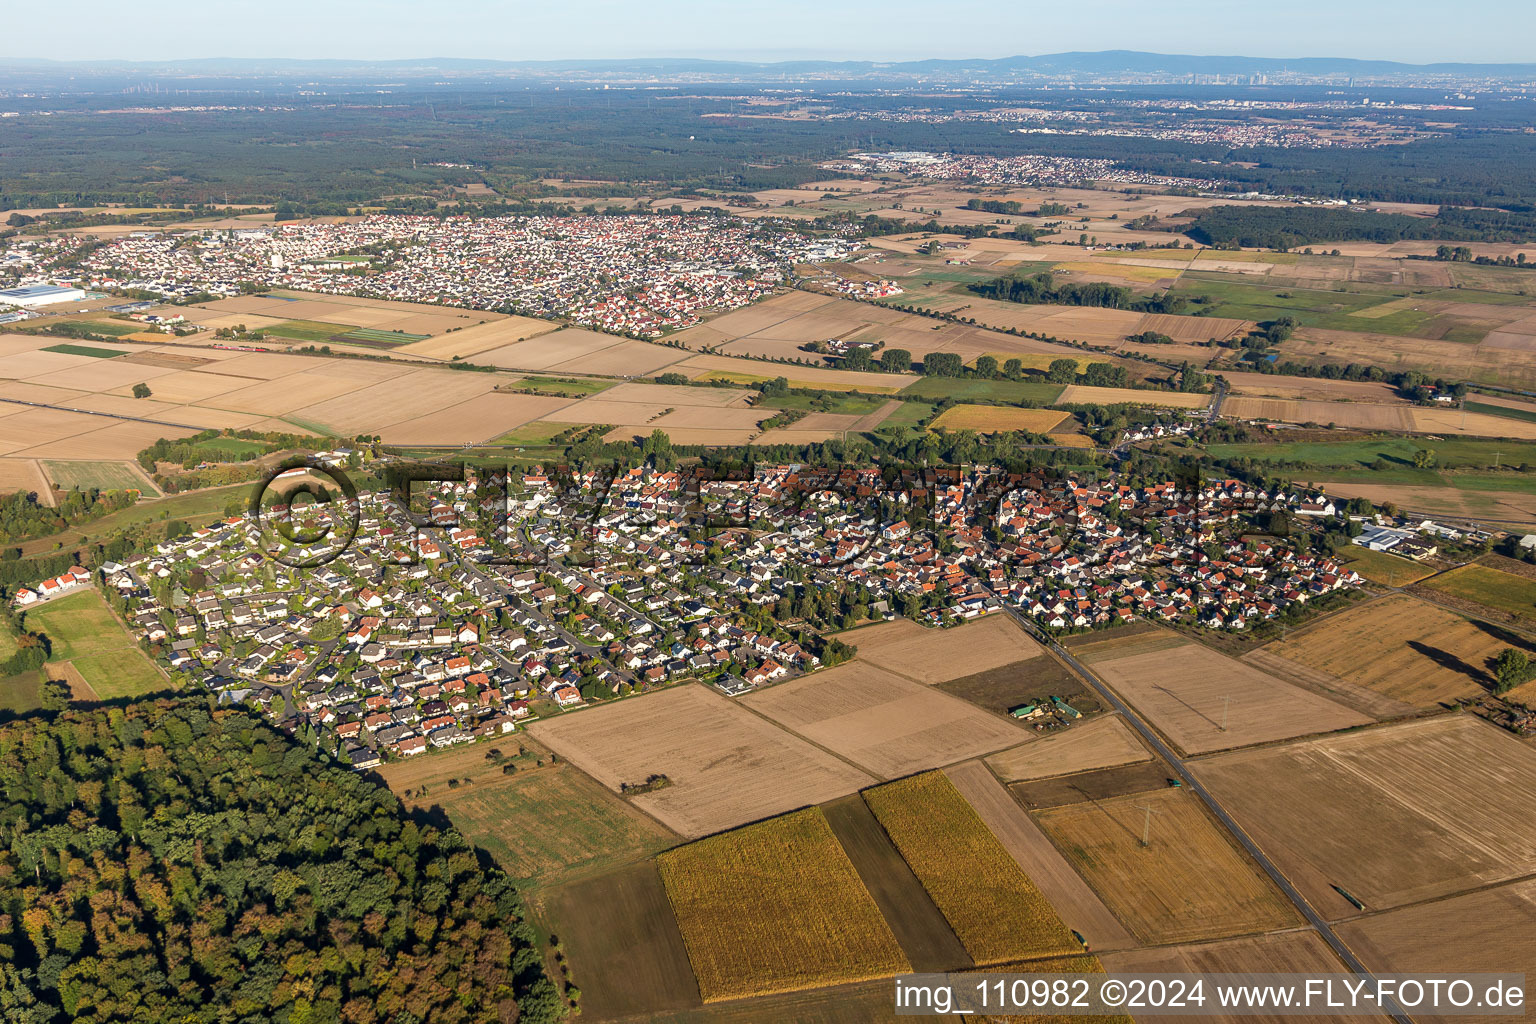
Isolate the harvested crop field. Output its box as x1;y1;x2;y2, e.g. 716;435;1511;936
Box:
0;332;596;447
1013;762;1174;811
1133;311;1249;343
393;314;557;359
537;860;701;1019
1338;880;1536;1024
1264;595;1525;707
1225;396;1536;437
1223;397;1412;430
864;771;1079;965
290;366;501;436
945;761;1136;953
0;457;50;497
930;405;1070;433
1101;930;1362;992
1198;715;1536;918
681;290;1092;367
374;392;576;445
680;353;912;393
526;684;874;837
471;328;689;377
658;808;909;1001
1056;385;1211;409
1034;787;1301;944
985;715;1152;783
1315;480;1536;531
1079;631;1370;754
189;292;502;336
846;614;1043;684
742;661;1031;779
1221;370;1407;403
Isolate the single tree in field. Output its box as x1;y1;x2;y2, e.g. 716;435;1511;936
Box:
1046;358;1078;384
131;382;152;399
1412;448;1436;469
1493;648;1532;694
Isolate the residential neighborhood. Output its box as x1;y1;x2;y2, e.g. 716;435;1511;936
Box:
15;452;1454;771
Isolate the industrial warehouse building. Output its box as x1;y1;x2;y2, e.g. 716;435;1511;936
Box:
0;284;86;308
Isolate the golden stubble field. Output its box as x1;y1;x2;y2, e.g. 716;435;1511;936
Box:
1224;396;1536;437
526;683;874;837
1197;715;1536;919
1034;786;1302;945
1076;629;1370;755
1262;594;1515;707
845;615;1044;684
1337;880;1536;1024
676;290;1115;370
0;331;585;452
742;660;1032;780
985;715;1152;783
930;405;1070;433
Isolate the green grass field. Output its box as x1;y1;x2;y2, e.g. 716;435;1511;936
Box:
266;320;352;343
502;376;613;398
0;671;44;716
899;378;1064;405
490;420;586;446
41;460;147;492
1207;437;1536;473
1339;546;1438;586
75;319;146;336
1465;401;1536;425
397;762;675;890
1421;564;1536;625
1174;275;1439;336
875;401;938;434
760;391;891;415
190;437;272;459
26;589;169;700
342;327;428;344
41;343;128;358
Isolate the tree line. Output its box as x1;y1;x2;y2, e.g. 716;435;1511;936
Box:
968;271;1198;314
1181;204;1536;250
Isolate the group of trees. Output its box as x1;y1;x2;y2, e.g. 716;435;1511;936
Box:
0;489;136;545
1494;649;1535;694
136;428;336;473
1432;244;1529;268
0;698;563;1023
968;272;1197;315
0;602;49;678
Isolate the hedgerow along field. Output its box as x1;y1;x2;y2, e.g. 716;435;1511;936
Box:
862;771;1079;966
656;807;909;1001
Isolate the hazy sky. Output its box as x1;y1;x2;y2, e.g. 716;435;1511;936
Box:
4;0;1532;64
